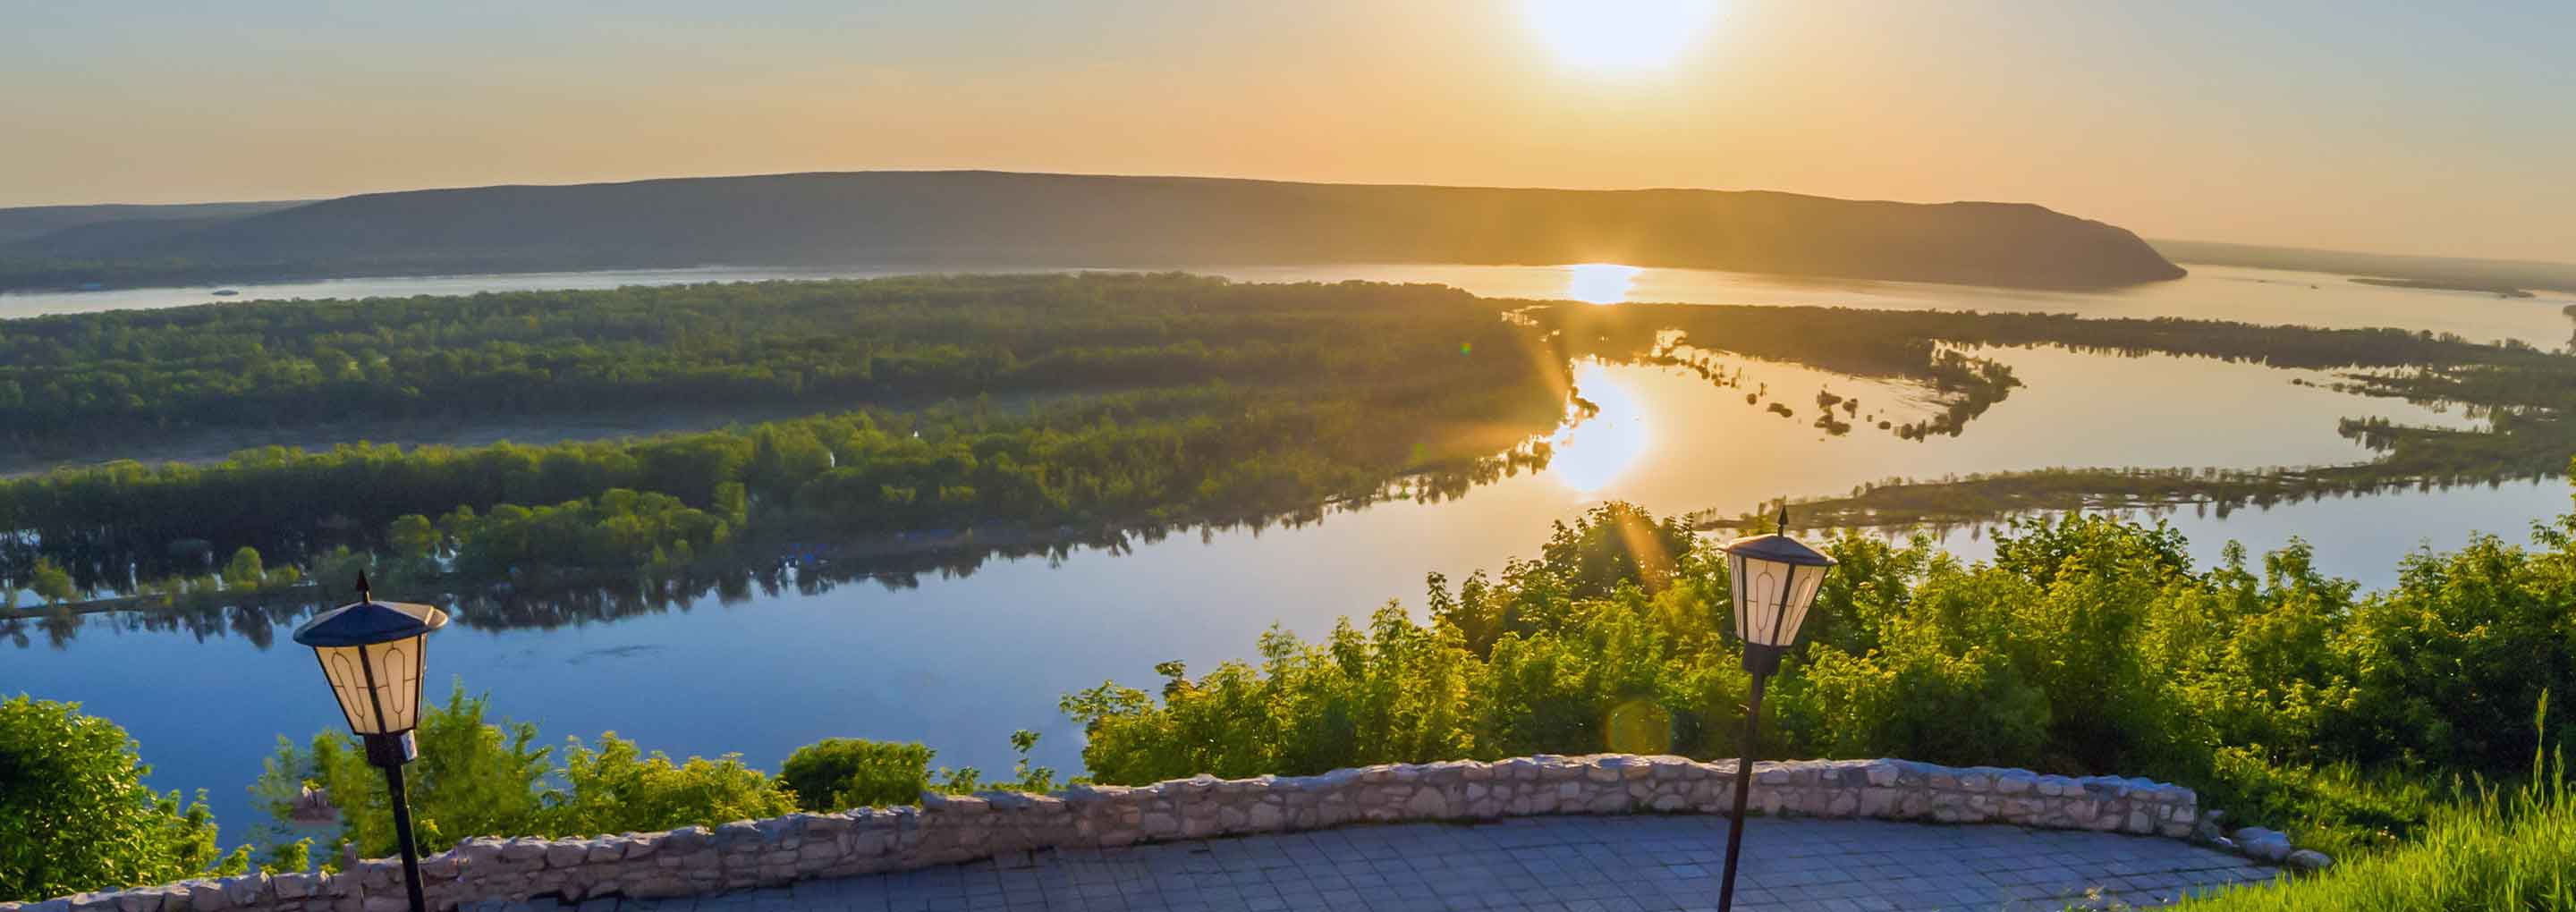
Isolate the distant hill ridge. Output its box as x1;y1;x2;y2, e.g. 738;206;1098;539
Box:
0;171;2183;291
0;200;305;245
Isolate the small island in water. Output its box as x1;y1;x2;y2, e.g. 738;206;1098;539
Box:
2349;275;2535;298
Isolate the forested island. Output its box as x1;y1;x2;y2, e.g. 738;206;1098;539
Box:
2349;276;2536;298
0;171;2184;291
0;274;1555;446
0;274;1569;606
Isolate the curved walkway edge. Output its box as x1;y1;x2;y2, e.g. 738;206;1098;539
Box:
515;815;2278;912
1;756;2253;912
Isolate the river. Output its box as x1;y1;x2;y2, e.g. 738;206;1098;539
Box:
6;261;2572;835
6;260;2573;349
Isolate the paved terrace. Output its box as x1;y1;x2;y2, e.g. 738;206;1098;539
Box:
505;815;2278;912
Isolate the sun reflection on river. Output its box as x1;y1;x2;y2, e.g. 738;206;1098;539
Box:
1546;361;1651;494
1563;263;1641;304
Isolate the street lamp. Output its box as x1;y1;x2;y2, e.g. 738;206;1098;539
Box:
1715;510;1835;912
291;571;447;912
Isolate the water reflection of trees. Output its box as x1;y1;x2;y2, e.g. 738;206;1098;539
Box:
0;594;325;651
2;453;1544;648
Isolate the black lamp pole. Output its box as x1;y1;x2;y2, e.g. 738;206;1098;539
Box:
378;753;428;912
363;719;428;912
1714;507;1830;912
1716;642;1781;912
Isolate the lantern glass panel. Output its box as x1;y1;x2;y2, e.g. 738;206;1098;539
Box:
1729;553;1793;646
314;635;428;735
1778;564;1825;646
1728;549;1834;648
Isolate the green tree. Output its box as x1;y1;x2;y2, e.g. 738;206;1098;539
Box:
28;558;73;606
0;696;247;901
386;514;439;560
712;481;749;528
221;547;265;590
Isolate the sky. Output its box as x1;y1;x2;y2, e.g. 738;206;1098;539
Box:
4;1;2571;261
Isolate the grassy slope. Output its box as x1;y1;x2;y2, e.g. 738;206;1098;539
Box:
2183;776;2575;910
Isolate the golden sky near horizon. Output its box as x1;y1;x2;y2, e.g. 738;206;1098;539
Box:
4;1;2569;262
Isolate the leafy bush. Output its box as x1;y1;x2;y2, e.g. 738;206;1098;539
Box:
255;683;792;865
777;730;1056;812
1775;637;2048;768
1065;609;1479;784
547;735;795;834
779;739;936;811
2334;531;2576;772
0;695;246;901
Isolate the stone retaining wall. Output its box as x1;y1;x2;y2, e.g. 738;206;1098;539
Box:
2;755;2205;912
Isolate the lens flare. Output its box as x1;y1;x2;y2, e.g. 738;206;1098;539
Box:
1605;697;1675;755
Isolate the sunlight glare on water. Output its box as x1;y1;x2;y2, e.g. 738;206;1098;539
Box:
1546;361;1651;494
1564;263;1642;304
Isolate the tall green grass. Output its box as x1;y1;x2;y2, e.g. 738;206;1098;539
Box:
2182;701;2576;911
2195;749;2449;860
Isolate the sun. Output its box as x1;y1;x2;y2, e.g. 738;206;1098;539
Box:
1521;0;1720;70
1564;263;1641;304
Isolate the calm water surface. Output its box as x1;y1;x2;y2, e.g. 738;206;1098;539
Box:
7;262;2571;834
6;261;2572;348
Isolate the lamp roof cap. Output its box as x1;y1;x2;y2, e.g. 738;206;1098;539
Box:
292;599;448;648
1720;532;1837;567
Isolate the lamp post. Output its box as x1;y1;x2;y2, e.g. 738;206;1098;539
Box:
1715;510;1835;912
290;571;448;912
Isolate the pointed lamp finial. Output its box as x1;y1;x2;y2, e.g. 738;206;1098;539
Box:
356;570;372;604
1776;506;1789;536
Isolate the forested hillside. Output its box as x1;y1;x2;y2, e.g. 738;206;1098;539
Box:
0;171;2183;291
0;200;303;245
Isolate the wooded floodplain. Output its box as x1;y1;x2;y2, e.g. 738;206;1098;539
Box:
0;274;1568;602
7;274;2573;614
